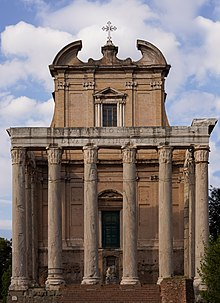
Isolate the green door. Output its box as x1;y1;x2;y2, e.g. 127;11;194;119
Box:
102;211;120;248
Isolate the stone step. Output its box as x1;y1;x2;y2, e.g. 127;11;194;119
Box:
58;284;161;303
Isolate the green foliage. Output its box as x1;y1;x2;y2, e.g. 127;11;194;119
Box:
0;238;12;301
209;186;220;241
200;236;220;303
1;265;12;303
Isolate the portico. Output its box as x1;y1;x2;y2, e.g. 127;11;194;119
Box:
8;118;216;289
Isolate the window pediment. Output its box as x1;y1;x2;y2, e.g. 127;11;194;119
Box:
94;87;126;100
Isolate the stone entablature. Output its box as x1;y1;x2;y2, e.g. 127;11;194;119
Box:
7;118;217;149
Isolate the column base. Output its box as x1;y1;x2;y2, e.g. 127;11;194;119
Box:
81;276;100;285
9;277;29;291
157;276;169;285
120;277;140;285
45;275;65;291
193;277;207;303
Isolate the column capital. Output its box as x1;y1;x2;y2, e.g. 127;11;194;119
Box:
122;145;136;163
194;145;209;163
11;147;26;165
158;145;172;164
83;145;98;164
47;146;62;165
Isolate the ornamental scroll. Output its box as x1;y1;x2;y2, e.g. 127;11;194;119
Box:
194;145;209;163
122;146;136;163
83;145;98;164
158;146;172;165
47;147;62;165
11;148;26;165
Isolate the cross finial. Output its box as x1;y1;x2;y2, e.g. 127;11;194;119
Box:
102;21;117;42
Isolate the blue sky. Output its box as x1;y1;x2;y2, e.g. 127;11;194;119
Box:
0;0;220;239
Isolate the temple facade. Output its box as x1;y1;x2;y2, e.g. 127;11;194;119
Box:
7;36;217;298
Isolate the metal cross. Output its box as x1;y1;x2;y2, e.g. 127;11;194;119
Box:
102;21;117;42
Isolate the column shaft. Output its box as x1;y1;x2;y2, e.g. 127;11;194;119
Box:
158;146;173;282
82;145;100;284
183;149;195;278
10;148;28;290
46;146;65;290
194;145;209;289
121;146;139;285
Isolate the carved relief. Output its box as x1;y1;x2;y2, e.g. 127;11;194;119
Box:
83;81;95;90
150;80;163;89
158;146;172;164
194;146;209;163
83;145;98;164
183;149;194;179
122;146;136;163
57;81;70;90
125;81;138;89
11;148;26;165
47;147;62;165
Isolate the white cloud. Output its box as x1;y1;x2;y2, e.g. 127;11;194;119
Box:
0;21;74;90
0;94;54;202
168;90;219;125
0;94;54;127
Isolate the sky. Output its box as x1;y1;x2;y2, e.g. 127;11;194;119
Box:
0;0;220;239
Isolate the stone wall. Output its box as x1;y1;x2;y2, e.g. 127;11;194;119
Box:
160;277;194;303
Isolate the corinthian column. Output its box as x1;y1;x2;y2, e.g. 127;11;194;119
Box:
82;145;100;284
158;146;173;283
183;148;195;278
46;146;65;290
10;148;29;290
194;145;209;290
120;145;139;285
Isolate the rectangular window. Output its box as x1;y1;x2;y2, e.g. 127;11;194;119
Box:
102;211;120;248
103;104;117;127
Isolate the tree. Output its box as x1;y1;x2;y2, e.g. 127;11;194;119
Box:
199;187;220;302
200;236;220;303
1;265;12;303
0;238;12;301
209;186;220;241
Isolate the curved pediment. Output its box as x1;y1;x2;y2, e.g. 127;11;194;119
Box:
52;40;83;65
136;40;168;66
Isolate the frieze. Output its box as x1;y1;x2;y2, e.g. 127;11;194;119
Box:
8;123;215;148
